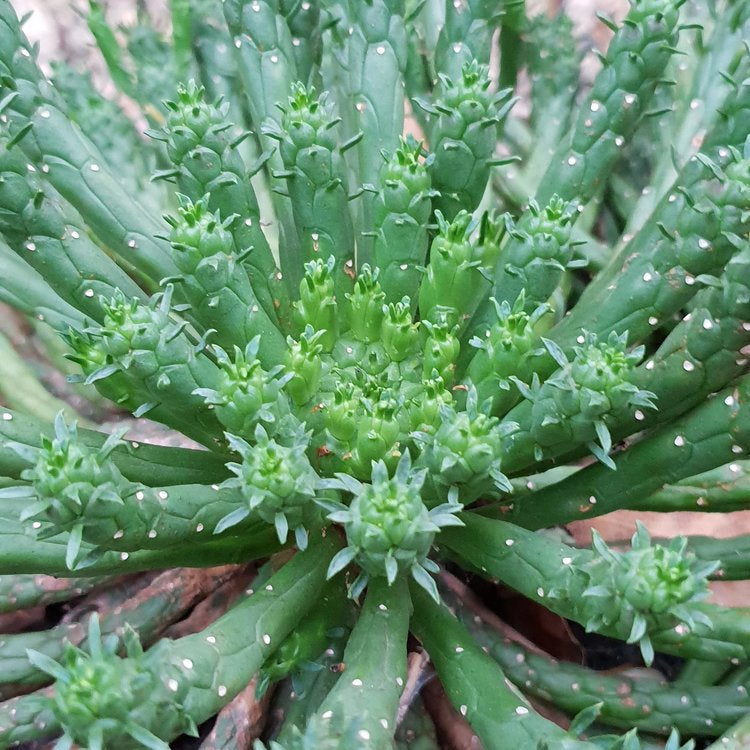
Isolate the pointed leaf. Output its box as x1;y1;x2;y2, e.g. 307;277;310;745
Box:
541;338;568;369
294;525;308;551
214;507;250;535
327;546;358;579
26;649;68;682
411;564;439;602
568;702;602;737
125;723;171;750
385;555;398;585
65;524;83;570
274;512;289;544
53;735;74;750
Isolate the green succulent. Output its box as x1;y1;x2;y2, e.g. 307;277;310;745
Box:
413;386;516;501
466;291;550;412
194;337;293;439
508;331;657;468
321;451;463;600
27;615;196;750
571;523;719;665
0;0;748;748
9;414;132;568
222;425;319;548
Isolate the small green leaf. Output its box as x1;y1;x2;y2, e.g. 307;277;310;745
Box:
125;722;171;750
327;546;358;579
411;563;439;602
568;702;602;737
65;524;84;570
214;507;251;535
26;648;68;682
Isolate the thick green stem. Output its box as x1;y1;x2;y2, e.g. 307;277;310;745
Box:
444;585;750;737
704;711;750;750
410;579;599;750
634;461;750;514
0;572;111;614
0;689;59;748
0;496;280;576
309;575;410;747
0;408;229;486
442;513;750;662
0;566;236;698
499;375;750;526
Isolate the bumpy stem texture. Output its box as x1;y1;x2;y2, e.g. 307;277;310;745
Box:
29;535;336;748
410;580;599;750
446;587;750;737
501;374;750;528
443;513;750;662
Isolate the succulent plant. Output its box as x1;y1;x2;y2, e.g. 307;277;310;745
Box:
0;0;748;748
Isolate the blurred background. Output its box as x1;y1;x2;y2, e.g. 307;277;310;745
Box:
15;0;629;75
